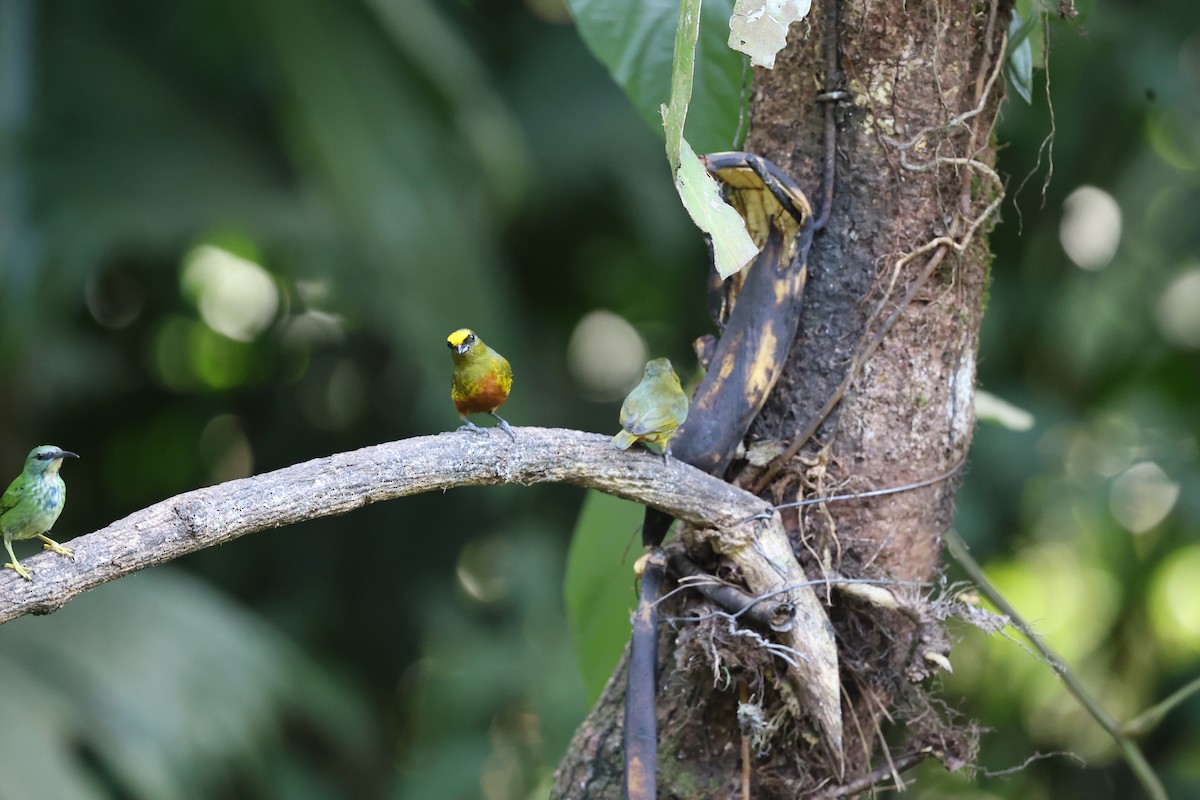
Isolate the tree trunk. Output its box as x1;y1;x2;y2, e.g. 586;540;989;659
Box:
554;1;1005;795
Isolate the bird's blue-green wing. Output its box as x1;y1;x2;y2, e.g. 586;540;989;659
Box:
628;405;679;436
671;393;689;426
0;474;25;517
617;388;645;431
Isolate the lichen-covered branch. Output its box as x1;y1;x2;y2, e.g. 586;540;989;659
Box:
0;429;808;649
0;429;735;619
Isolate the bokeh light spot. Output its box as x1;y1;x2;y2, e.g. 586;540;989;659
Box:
1063;415;1140;486
1059;186;1121;271
1156;266;1200;349
189;325;254;390
1109;461;1179;534
154;316;203;391
567;310;647;400
154;316;256;391
181;245;279;342
456;536;513;605
524;0;571;24
199;415;254;484
298;358;366;430
1148;546;1200;662
86;265;146;329
987;544;1120;662
1146;108;1199;171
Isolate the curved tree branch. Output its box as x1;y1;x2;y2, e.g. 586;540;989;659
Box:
0;428;729;616
0;426;841;754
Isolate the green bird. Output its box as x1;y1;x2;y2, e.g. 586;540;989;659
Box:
612;358;689;454
447;328;515;439
1;446;79;581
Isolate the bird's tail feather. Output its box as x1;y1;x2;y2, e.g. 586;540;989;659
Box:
611;430;637;450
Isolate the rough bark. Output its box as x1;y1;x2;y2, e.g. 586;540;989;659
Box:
553;1;1005;796
750;0;1002;777
750;0;998;577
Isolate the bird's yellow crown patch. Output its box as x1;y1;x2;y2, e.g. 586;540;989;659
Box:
447;328;474;347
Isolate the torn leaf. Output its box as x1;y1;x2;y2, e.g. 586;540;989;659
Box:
728;0;813;69
674;137;759;279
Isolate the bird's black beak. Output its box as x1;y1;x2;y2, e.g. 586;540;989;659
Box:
56;450;80;460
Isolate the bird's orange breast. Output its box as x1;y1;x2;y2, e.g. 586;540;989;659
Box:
453;370;510;415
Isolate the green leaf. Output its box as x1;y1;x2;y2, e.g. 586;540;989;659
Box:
1006;7;1041;104
674;138;759;278
564;490;644;701
572;0;757;278
566;0;745;153
1020;0;1047;70
1011;0;1049;67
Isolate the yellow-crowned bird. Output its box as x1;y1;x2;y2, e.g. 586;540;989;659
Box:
447;328;514;439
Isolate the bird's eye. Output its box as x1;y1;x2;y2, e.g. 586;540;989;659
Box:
466;333;475;343
37;452;51;460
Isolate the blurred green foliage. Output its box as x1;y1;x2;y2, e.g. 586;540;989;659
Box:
564;490;643;701
0;570;375;800
0;0;1197;798
566;0;743;153
937;0;1200;796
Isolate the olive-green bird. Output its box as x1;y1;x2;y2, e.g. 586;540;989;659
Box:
612;358;689;454
1;445;79;581
447;328;515;439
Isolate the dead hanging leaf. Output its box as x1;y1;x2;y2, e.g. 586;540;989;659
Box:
728;0;813;69
702;151;813;266
673;139;760;279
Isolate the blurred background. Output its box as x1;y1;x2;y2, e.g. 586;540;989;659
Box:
0;0;1196;798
